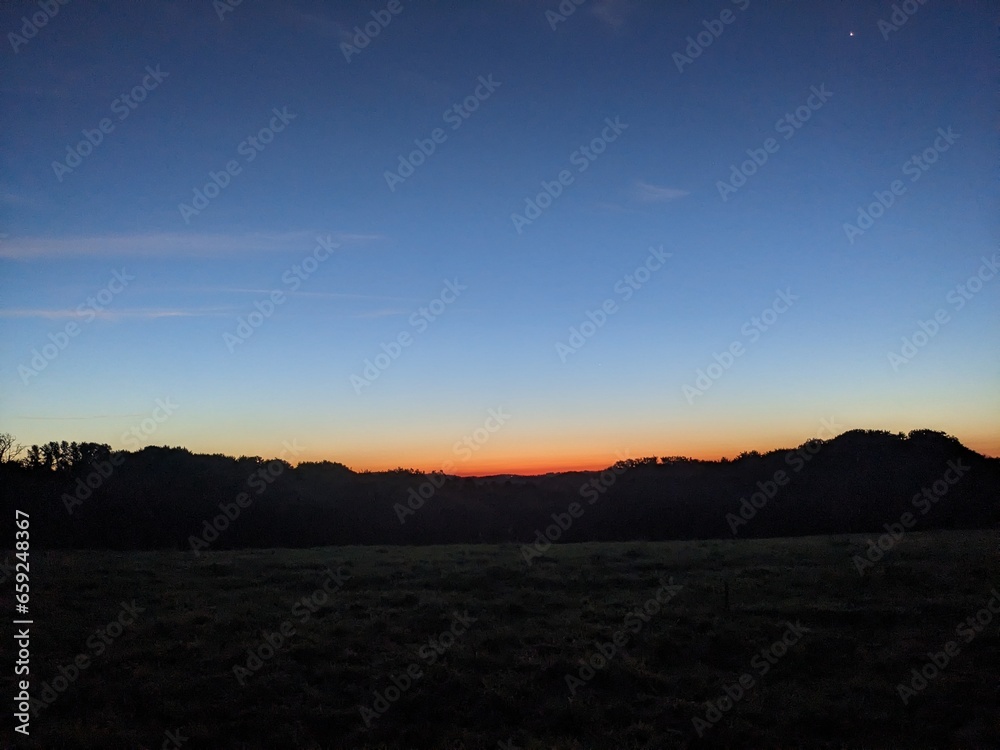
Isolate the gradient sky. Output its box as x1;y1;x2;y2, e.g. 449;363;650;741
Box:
1;0;997;474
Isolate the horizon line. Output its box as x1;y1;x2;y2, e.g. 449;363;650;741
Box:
12;428;992;477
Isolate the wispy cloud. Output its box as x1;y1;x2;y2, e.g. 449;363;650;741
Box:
589;0;633;29
633;181;689;203
350;308;411;319
331;232;385;244
202;287;418;302
0;231;384;260
0;307;232;320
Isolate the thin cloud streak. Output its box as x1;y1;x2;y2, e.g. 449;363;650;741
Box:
0;231;385;260
194;287;421;302
350;308;411;319
0;307;233;320
633;181;690;203
589;0;634;29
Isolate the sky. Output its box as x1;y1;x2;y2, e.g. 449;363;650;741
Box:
1;0;997;475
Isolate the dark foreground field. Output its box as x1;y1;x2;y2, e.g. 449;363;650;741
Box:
9;530;1000;749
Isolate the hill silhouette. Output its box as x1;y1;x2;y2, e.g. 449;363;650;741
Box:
2;429;996;550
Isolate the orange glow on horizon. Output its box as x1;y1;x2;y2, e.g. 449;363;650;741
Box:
297;446;776;477
175;421;998;478
288;434;999;476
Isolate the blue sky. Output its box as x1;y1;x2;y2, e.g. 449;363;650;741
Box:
1;0;997;472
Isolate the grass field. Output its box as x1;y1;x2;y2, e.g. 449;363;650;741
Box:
10;530;1000;749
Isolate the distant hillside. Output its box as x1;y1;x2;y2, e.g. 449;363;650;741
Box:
1;429;997;549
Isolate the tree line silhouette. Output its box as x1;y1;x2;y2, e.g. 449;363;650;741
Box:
0;429;996;549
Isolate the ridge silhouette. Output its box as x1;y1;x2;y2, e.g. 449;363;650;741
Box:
2;429;996;549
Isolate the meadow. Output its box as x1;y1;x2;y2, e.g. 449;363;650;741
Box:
14;530;999;749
